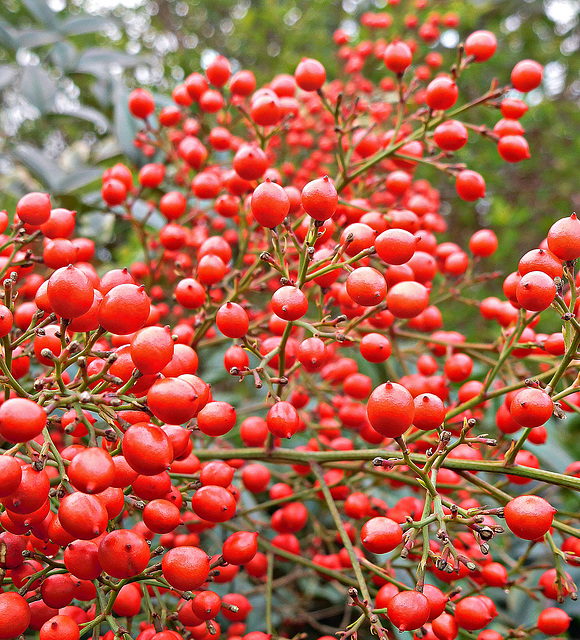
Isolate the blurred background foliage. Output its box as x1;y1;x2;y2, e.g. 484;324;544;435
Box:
0;0;579;265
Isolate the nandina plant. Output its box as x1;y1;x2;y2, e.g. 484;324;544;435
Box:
0;5;577;640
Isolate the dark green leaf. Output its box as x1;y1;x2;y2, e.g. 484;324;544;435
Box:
20;66;57;112
12;144;65;191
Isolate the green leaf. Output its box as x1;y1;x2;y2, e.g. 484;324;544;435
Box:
54;168;102;195
20;66;57;112
59;15;112;36
76;48;141;77
0;65;19;91
15;29;61;48
50;42;78;71
90;76;114;108
49;105;109;134
22;0;59;29
0;21;18;50
150;91;177;109
12;144;65;191
77;210;115;243
113;82;141;164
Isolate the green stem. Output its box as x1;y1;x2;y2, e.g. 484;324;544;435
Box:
190;446;580;492
311;463;378;609
265;550;274;637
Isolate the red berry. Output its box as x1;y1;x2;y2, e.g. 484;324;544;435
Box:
143;499;182;534
295;58;326;91
455;170;485;201
387;590;430;632
68;447;115;495
433;120;468;151
271;286;309;321
386;281;430;318
16;192;51;226
128;88;155;118
122;422;174;475
130;325;175;374
206;55;231;87
175;278;206;309
425;77;458;111
251;180;290;228
197;401;237;437
413;393;445;430
301;176;338;221
216;302;250;338
98;529;150;578
361;516;402;553
359;333;392;363
367;382;414;438
455;596;495;630
267;401;300;439
98;284;151;335
0;456;22;497
501;98;528;119
233;145;269;181
504;494;556;540
383;41;413;74
0;398;47;443
58;492;109;540
465;30;497;62
511;59;543;92
191;485;236;522
47;265;94;319
510;387;553;427
230;70;257;96
346;267;387;307
375;228;417;265
547;213;580;261
515;270;555;311
102;179;127;206
537;607;571;635
469;229;498;257
162;547;210;592
498;135;530;163
0;592;31;638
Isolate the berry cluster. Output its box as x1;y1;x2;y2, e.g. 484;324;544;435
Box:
0;4;577;640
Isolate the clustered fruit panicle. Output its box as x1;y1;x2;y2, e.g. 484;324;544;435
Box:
0;4;575;640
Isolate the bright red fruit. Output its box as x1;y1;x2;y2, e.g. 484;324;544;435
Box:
0;398;47;443
367;382;414;438
504;495;556;540
47;265;94;319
